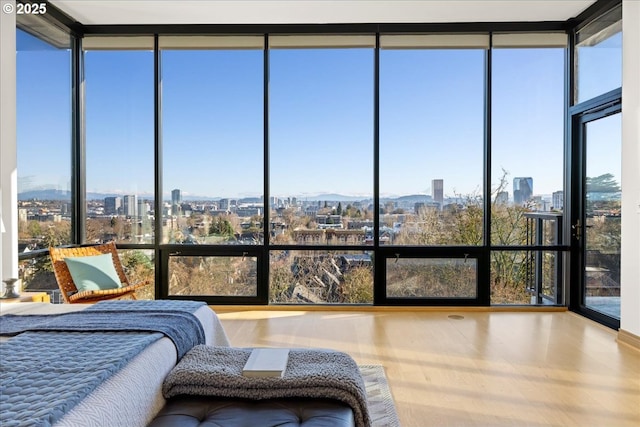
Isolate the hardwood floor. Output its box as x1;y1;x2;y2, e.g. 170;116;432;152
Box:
213;307;640;427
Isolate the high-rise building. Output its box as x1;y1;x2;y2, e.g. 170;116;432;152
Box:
123;195;137;218
552;191;563;210
513;177;533;205
171;189;181;205
171;189;182;217
104;196;121;215
432;179;444;207
137;199;149;219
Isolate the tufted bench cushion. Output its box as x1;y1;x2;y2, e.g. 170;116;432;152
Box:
148;396;356;427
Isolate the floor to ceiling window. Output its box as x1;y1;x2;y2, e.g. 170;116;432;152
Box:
379;34;486;301
491;33;567;304
268;35;375;304
160;36;264;299
14;0;624;316
16;28;72;248
84;37;156;299
84;37;155;245
16;22;72;296
77;31;575;306
160;36;264;246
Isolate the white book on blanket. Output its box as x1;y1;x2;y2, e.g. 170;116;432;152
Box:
242;348;290;378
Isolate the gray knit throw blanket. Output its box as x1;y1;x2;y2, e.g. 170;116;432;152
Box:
163;345;372;427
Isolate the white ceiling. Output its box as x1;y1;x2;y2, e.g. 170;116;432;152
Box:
50;0;598;26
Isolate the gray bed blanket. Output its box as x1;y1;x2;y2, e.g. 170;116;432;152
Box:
0;300;210;427
163;345;372;427
0;310;204;359
0;331;162;427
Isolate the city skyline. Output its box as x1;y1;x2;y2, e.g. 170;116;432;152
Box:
16;180;566;205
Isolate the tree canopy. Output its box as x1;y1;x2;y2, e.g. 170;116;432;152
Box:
586;173;620;193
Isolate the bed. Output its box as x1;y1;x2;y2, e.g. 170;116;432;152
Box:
0;301;230;427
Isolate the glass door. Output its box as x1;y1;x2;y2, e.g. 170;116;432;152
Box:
573;109;621;327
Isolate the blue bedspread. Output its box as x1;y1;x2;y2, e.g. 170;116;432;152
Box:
0;311;204;359
0;300;208;427
86;299;206;313
1;300;206;358
1;331;162;427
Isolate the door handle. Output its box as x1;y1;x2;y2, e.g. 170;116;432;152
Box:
571;220;582;241
571;220;592;240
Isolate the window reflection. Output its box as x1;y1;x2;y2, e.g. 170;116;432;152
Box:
575;4;622;103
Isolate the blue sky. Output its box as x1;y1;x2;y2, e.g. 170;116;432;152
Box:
162;49;264;199
17;30;622;201
16;32;71;194
380;48;485;198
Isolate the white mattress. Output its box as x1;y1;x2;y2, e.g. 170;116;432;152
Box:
0;302;230;427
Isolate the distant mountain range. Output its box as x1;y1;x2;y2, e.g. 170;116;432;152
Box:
18;189;432;204
19;189;170;201
292;193;431;203
19;189;216;202
17;189;367;203
385;194;433;203
294;193;370;202
19;190;74;201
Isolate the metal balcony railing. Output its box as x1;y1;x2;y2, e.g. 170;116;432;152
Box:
523;212;563;305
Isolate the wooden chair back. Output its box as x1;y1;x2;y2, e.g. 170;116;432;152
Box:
49;241;132;304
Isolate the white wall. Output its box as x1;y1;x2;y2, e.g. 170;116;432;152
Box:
0;0;18;286
620;0;640;337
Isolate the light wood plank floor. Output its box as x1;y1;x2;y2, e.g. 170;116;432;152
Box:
213;308;640;427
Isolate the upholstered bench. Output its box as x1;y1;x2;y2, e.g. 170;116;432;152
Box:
148;396;355;427
148;346;370;427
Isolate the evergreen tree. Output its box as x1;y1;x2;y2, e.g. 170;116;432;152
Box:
586;173;621;193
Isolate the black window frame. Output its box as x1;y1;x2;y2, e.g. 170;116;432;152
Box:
15;1;622;315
